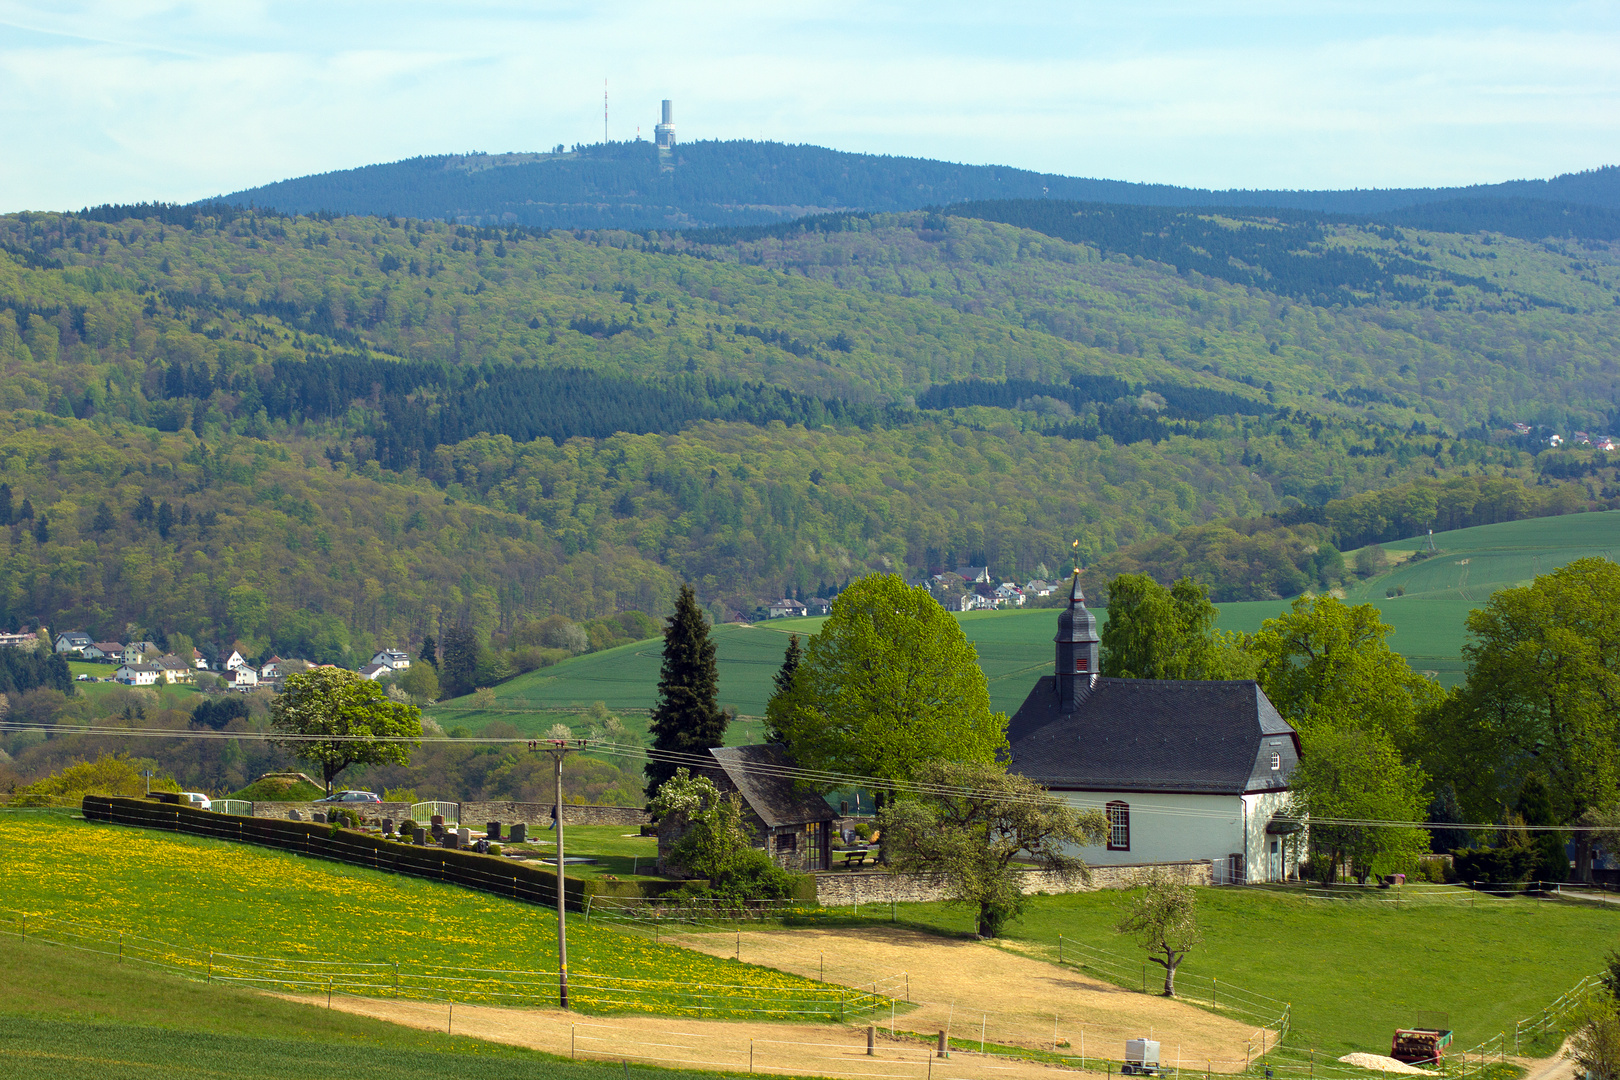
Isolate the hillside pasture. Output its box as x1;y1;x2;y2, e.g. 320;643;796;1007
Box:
0;811;839;1021
895;885;1616;1059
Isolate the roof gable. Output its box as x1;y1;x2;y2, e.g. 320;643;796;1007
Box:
707;745;837;829
1007;676;1298;795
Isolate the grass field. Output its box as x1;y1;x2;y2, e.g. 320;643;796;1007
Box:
894;885;1615;1059
0;810;834;1019
435;511;1620;734
0;936;733;1080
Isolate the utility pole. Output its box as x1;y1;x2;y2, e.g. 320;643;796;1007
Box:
540;738;590;1008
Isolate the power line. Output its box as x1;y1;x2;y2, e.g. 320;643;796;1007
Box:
0;721;1592;833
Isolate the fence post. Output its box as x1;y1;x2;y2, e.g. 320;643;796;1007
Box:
869;1025;876;1056
572;1024;576;1059
394;961;400;994
938;1030;948;1059
208;950;213;983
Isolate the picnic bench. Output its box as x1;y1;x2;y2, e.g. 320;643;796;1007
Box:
841;848;874;867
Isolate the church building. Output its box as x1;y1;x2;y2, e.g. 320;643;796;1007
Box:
1007;574;1302;884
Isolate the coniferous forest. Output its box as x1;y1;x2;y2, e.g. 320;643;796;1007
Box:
0;194;1617;667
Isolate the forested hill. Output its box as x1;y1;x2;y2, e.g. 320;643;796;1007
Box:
214;140;1620;232
0;201;1616;666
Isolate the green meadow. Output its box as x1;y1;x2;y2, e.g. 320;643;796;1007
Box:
430;511;1620;734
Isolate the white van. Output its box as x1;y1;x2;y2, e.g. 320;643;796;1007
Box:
180;792;211;810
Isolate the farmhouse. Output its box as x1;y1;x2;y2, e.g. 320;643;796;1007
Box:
1007;573;1302;884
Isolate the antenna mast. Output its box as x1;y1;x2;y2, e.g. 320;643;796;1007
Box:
603;79;608;143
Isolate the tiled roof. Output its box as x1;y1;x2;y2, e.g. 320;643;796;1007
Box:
1007;676;1299;795
707;745;837;829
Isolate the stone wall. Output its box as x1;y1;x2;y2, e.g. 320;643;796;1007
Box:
248;800;647;828
813;860;1212;905
460;802;649;828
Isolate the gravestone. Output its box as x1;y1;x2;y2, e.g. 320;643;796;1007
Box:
381;818;394;835
413;826;427;845
442;831;460;849
313;811;327;824
287;809;302;821
430;814;444;827
486;821;501;840
456;827;472;846
430;822;444;841
509;823;527;843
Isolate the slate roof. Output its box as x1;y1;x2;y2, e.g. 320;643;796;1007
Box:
1007;676;1300;795
707;745;837;829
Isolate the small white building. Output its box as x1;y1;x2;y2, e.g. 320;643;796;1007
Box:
223;667;258;690
371;649;411;670
224;650;249;671
114;663;159;686
1007;575;1303;885
357;662;390;681
192;648;209;670
54;631;93;654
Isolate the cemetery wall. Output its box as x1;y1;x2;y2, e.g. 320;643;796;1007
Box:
813;860;1212;905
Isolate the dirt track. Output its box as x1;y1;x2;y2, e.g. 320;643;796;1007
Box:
676;925;1264;1068
286;924;1265;1077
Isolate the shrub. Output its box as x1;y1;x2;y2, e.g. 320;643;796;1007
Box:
488;844;502;857
854;822;873;841
676;847;797;902
1453;844;1537;884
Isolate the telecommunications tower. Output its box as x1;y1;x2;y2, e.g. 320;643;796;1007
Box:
655;99;676;149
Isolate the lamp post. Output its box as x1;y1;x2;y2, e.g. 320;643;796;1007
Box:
539;739;589;1009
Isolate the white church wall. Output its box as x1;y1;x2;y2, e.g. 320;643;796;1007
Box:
1053;791;1248;869
1243;790;1298;882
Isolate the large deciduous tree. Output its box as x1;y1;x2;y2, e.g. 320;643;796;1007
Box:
269;667;421;793
1286;725;1430;884
1101;573;1253;680
1429;558;1620;830
1250;593;1442;744
770;574;1007;792
645;585;727;799
879;760;1107;938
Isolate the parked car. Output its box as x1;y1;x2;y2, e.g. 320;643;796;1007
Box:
180;792;211;810
314;790;381;804
75;673;90;681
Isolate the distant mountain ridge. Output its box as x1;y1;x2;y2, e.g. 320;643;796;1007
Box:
216;139;1620;232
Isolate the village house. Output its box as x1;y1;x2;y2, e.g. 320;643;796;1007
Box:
114;663;160;686
1006;574;1302;885
258;656;284;679
371;649;411;670
85;641;123;662
767;598;807;619
357;662;391;680
223;650;249;671
806;597;831;616
223;667;258;690
122;641;160;665
54;631;93;654
955;565;992;583
153;655;194;683
994;582;1026;607
0;631;41;650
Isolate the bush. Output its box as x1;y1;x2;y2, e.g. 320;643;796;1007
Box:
854;822;873;841
488;844;502;857
1454;845;1537;884
231;776;325;801
383;787;418;803
676;847;797;902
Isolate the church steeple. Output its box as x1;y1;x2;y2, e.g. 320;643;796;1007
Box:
1053;570;1099;712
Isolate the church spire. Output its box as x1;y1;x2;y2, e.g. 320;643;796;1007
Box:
1054;569;1099;712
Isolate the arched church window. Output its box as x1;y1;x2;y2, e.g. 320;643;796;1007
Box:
1106;801;1130;851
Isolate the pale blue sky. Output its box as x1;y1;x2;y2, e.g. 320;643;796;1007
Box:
1;1;1616;212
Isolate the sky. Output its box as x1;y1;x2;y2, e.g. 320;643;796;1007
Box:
1;1;1617;212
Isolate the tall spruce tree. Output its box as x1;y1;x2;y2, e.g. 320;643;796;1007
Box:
438;624;479;699
646;584;727;798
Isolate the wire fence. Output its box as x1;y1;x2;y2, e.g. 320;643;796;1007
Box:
0;908;894;1021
